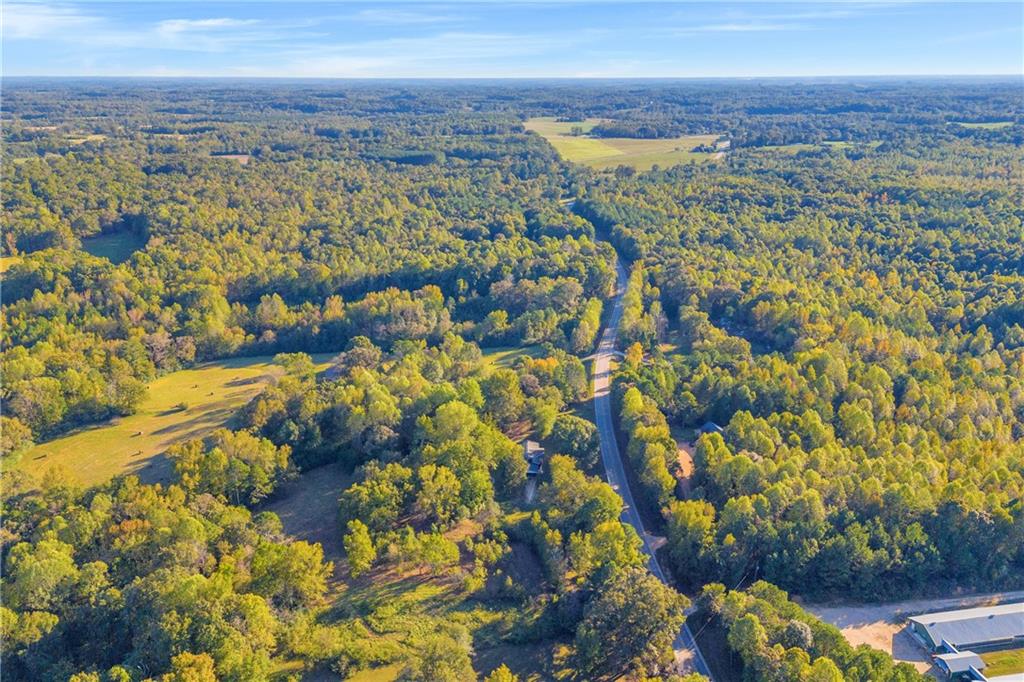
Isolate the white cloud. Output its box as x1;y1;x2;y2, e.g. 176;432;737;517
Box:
679;22;803;33
156;18;262;35
3;3;317;54
2;2;98;39
351;8;459;25
231;30;593;78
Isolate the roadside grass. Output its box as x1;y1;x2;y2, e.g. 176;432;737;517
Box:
692;618;743;682
526;117;720;171
19;354;334;487
980;648;1024;677
82;231;149;264
951;120;1014;130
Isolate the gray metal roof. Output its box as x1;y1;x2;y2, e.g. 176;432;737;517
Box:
935;652;985;674
908;602;1024;649
523;440;544;454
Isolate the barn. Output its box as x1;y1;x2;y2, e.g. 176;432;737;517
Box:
908;603;1024;653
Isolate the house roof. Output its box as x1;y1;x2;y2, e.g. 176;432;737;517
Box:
523;440;544;454
699;422;724;434
908;602;1024;649
935;652;985;674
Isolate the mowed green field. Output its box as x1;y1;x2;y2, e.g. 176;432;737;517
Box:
525;117;719;171
19;354;334;487
82;231;149;264
480;344;543;371
981;648;1024;677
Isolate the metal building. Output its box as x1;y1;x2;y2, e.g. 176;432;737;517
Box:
908;602;1024;652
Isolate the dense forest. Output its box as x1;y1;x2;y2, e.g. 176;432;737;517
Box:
593;127;1024;602
2;78;1022;681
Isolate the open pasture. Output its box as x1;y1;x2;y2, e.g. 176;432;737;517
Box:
526;117;719;171
19;354;334;486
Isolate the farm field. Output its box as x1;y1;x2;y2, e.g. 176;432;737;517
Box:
525;117;719;170
952;120;1014;129
82;230;149;264
18;354;334;486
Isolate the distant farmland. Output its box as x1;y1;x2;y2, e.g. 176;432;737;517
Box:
951;120;1014;129
525;117;719;170
18;354;334;486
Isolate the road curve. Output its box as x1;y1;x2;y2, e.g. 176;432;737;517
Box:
592;255;714;679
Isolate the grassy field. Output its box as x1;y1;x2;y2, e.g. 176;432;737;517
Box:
19;354;334;486
952;120;1014;130
981;648;1024;677
525;117;719;171
0;255;23;272
480;344;543;371
263;461;354;567
82;231;149;264
265;456;568;680
66;133;107;145
522;117;603;137
321;533;568;682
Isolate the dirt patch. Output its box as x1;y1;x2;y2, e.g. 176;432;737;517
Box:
675;439;696;497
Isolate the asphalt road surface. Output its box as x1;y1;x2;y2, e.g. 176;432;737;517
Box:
592;256;714;679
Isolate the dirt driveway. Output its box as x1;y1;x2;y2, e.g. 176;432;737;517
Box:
804;590;1024;675
675;439;696;497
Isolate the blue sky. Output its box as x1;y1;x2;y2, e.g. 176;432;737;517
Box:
3;1;1022;78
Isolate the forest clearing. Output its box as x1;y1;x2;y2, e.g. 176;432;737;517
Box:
525;117;720;170
18;354;333;485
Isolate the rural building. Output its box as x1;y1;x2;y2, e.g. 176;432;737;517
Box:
697;421;725;438
907;603;1024;653
522;440;545;477
934;651;986;680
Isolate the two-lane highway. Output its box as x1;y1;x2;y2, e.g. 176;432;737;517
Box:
592;256;714;679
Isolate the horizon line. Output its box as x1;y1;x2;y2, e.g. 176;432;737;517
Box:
5;73;1023;81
